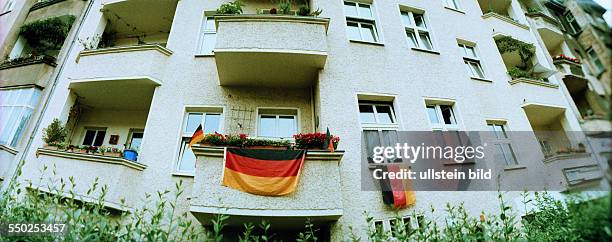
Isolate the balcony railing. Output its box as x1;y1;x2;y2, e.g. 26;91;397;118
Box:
0;55;56;70
30;0;66;12
214;15;329;87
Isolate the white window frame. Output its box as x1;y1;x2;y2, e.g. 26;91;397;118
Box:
444;0;461;10
81;127;107;147
256;108;299;139
344;1;380;43
486;121;519;166
176;110;224;173
586;48;604;74
425;103;459;131
0;87;41;147
401;9;435;51
126;128;144;151
196;14;216;55
459;43;486;79
564;11;580;33
359;102;398;126
2;0;14;13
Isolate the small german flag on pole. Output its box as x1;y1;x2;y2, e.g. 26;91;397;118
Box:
188;124;205;147
322;127;335;152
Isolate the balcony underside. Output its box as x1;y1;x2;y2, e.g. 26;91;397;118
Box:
522;103;565;126
214;50;327;87
69;77;158;110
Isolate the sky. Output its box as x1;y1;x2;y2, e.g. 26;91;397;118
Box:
594;0;611;26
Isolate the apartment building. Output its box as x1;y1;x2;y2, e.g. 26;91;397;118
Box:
0;0;609;240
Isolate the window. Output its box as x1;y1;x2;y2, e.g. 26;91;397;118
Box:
127;129;144;151
82;128;107;146
564;12;580;33
586;48;604;73
426;103;458;130
487;122;518;166
344;1;379;43
197;16;216;55
0;87;41;147
257;109;297;138
444;0;460;10
360;101;399;163
2;0;14;13
459;43;485;79
401;10;434;50
177;111;222;172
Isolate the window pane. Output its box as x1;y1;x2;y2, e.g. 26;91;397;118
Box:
401;12;412;26
185;113;203;134
277;116;296;138
406;29;417;48
465;46;477;58
465;61;476;76
0;107;20;144
178;141;196;172
363;130;381;163
203;114;221;134
93;130;106;146
357;4;372;18
346;22;361;40
83;130;96;145
499;143;517;165
493;124;508;139
470;62;485;78
29;89;41;107
199;33;216;54
419;32;433;50
414;14;426;28
375;105;394;124
130;132;144;151
259;115;276;137
344;2;358;16
361;23;377;42
426;106;439;124
359;104;376;123
9;109;32;147
447;0;459;9
440;105;456;124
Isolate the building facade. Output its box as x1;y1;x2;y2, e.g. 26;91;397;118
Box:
0;0;610;240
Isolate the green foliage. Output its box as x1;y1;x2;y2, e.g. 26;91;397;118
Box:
495;36;535;70
216;0;244;15
19;15;76;55
42;118;67;145
527;7;542;13
507;66;535;79
278;0;292;15
297;5;310;16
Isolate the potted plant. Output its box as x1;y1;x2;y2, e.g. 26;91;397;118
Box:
216;0;244;15
269;8;278;14
42;118;67;149
293;132;340;150
278;0;291;15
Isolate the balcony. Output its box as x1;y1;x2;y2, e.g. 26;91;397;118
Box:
189;146;343;228
214;15;329;87
479;0;530;38
26;0;86;23
74;44;171;82
0;55;57;88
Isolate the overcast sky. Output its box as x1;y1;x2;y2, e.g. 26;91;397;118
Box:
594;0;611;25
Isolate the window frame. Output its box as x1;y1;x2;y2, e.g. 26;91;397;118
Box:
2;0;14;13
176;110;224;173
0;86;41;147
444;0;461;11
401;9;436;51
256;108;299;139
344;1;381;43
81;127;107;147
425;103;459;131
359;102;398;126
486;121;519;166
564;11;581;33
459;43;486;79
586;48;604;74
196;14;217;56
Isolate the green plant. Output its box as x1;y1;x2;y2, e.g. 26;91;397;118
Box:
42;118;67;145
19;15;76;55
527;7;542;13
310;8;323;17
297;5;310;16
216;0;244;15
495;36;535;70
507;66;533;79
278;0;292;15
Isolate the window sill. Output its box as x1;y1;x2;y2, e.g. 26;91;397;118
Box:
361;123;400;130
470;76;492;83
349;39;385;46
172;172;195;178
444;7;465;14
411;47;440;55
504;165;527;171
0;144;18;155
195;53;215;58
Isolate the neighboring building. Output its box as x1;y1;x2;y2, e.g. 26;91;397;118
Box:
0;0;609;240
0;0;89;181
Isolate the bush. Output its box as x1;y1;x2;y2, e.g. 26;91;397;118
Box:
507;67;533;79
216;1;244;15
19;15;76;55
278;0;292;15
42;118;67;145
297;6;310;16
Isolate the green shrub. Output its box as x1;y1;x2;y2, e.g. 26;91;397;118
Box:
278;0;292;15
42;118;67;145
216;1;244;15
19;15;76;55
297;5;310;16
507;66;533;79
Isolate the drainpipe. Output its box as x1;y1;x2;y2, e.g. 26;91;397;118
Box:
2;0;96;191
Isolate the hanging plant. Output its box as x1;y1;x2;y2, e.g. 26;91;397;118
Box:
495;36;535;70
19;15;76;55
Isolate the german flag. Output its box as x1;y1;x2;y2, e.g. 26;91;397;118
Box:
188;125;204;147
379;164;416;208
222;148;306;196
